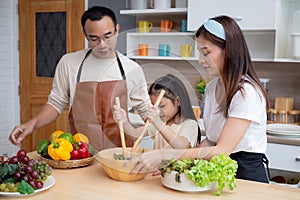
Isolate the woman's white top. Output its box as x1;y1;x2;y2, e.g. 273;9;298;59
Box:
203;77;267;153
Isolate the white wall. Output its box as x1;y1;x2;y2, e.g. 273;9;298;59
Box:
0;0;19;156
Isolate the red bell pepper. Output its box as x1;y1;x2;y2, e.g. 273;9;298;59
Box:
70;142;90;160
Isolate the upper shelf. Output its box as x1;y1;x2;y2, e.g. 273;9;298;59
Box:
120;8;188;16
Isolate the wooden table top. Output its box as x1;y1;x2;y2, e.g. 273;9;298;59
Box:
0;152;299;200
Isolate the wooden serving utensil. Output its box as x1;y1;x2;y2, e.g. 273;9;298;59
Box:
131;89;166;153
115;97;127;157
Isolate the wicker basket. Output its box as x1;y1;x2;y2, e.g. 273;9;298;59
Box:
41;154;96;169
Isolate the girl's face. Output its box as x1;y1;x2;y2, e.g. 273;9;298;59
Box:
150;95;180;123
197;36;225;76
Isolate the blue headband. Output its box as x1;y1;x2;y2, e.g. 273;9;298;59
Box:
203;19;226;41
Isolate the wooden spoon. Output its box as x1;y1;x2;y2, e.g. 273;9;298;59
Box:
131;89;166;153
115;97;127;157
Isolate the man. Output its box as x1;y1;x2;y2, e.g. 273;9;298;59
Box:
9;6;150;151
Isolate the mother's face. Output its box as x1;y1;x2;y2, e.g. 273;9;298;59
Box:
197;36;225;77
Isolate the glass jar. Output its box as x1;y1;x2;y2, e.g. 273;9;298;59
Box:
276;110;287;123
288;110;300;124
267;109;277;122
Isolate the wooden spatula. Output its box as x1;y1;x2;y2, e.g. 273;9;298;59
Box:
115;97;127;157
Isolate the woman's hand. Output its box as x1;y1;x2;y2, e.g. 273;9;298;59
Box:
126;150;163;173
125;149;188;174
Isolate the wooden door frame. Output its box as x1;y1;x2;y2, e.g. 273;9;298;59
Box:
18;0;85;152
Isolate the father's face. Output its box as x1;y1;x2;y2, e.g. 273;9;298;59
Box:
84;16;119;59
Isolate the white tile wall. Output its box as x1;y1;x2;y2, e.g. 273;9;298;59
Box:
0;0;19;156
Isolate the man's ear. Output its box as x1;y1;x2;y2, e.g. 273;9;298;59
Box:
115;24;120;35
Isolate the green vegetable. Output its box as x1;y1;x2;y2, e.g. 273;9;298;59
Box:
195;79;207;94
58;132;75;144
0;163;19;183
18;180;35;194
113;153;129;160
37;139;51;158
158;153;238;196
3;177;16;183
88;144;95;156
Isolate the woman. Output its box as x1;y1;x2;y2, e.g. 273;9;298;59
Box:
113;74;200;149
128;15;270;183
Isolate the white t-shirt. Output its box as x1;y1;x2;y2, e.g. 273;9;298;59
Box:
47;49;150;120
203;77;267;153
147;119;198;149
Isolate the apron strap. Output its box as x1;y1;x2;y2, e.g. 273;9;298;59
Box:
77;49;92;83
115;52;126;80
76;50;126;83
262;154;271;181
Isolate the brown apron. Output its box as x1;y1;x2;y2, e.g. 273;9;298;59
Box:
69;50;134;151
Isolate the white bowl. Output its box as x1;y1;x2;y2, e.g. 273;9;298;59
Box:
161;171;216;192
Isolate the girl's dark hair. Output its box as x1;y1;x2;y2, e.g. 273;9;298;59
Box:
81;6;117;34
149;74;201;144
195;15;270;117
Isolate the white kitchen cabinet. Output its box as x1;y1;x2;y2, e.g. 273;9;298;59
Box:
266;143;300;172
120;7;187;16
188;0;300;62
120;8;199;61
188;0;276;31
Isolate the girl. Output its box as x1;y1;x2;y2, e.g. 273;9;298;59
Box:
113;74;200;149
127;15;270;183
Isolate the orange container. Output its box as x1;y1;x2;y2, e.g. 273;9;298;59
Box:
138;44;148;56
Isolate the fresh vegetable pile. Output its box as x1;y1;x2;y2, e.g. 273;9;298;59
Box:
37;130;95;161
0;149;52;194
158;153;238;196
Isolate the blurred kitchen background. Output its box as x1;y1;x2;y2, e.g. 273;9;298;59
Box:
0;0;299;183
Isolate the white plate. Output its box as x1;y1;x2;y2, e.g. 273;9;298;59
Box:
267;131;300;138
0;176;55;197
270;181;300;189
161;171;215;192
267;124;300;134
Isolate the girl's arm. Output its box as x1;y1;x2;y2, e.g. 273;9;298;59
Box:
158;124;192;149
147;105;192;149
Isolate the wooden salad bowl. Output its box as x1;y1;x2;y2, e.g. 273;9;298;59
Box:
96;147;147;182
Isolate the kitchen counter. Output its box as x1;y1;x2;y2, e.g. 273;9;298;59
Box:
1;152;298;200
198;119;300;146
267;135;300;146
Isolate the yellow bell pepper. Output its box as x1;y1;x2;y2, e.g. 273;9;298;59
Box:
49;130;64;140
48;135;73;161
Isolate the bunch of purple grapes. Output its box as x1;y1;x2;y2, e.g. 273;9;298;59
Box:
6;149;52;190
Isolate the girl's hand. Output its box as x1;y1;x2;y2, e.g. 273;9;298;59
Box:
147;105;165;130
113;105;128;123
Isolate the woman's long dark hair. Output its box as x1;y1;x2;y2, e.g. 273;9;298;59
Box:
195;15;270;117
149;74;201;144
